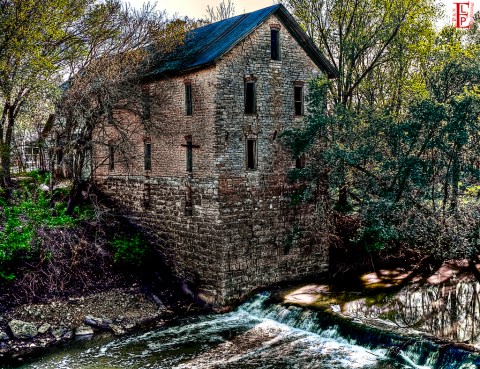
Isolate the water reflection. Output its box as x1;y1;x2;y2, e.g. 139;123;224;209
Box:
340;277;480;345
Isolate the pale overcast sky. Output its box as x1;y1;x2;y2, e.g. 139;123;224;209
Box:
126;0;455;28
128;0;277;19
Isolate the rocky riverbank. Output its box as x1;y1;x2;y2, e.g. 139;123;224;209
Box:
0;287;197;366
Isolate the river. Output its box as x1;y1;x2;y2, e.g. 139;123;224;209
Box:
14;289;480;369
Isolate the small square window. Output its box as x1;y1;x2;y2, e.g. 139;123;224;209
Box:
246;138;257;170
296;154;306;169
245;80;256;114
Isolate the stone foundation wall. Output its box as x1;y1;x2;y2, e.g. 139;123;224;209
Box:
97;175;225;300
217;173;328;303
97;173;328;305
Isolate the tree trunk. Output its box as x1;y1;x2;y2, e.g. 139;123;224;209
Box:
66;181;80;215
66;150;86;215
0;105;14;194
450;148;460;212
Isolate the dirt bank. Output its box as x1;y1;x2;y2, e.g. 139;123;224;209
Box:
0;286;201;367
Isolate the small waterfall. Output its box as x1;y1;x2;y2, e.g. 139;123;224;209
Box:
15;291;480;369
239;292;480;369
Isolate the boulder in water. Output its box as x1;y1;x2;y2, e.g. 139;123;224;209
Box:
75;326;94;337
52;326;71;340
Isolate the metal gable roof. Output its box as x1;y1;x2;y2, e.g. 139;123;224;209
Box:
147;4;338;79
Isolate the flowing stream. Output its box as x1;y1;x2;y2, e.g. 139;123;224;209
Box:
16;292;480;369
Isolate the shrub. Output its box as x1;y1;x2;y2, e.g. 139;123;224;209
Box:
353;199;480;261
110;233;150;268
0;174;89;281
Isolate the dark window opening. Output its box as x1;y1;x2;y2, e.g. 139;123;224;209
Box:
186;137;193;172
185;83;192;116
245;81;256;114
185;182;193;216
296;154;306;169
294;85;304;116
246;138;257;170
271;29;280;60
56;149;63;166
109;146;114;171
144;142;151;170
143;182;151;209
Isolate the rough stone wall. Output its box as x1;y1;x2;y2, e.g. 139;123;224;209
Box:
94;66;218;178
214;14;329;303
93;13;329;306
94;67;226;300
100;176;224;299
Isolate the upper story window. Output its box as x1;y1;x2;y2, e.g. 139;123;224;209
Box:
296;154;306;169
244;76;256;114
270;27;280;60
144;140;152;171
109;145;115;171
294;83;304;116
185;81;192;116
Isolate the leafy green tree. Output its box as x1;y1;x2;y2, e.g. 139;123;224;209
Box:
281;0;439;207
0;0;96;192
284;21;480;264
281;0;438;109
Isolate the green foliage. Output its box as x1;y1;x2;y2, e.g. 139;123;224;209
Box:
281;19;480;262
110;233;150;268
0;174;88;281
283;0;438;109
352;201;401;253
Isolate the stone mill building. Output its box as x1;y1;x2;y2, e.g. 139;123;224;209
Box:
93;4;338;305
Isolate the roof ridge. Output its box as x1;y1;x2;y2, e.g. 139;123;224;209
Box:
192;4;281;32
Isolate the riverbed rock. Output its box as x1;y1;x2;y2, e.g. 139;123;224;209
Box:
8;320;38;339
84;315;109;329
63;330;74;340
124;323;136;331
38;323;51;334
109;324;126;336
75;326;94;336
0;330;9;341
52;327;70;340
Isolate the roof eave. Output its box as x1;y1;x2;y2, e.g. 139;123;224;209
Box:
142;62;217;82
